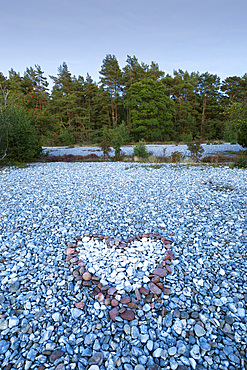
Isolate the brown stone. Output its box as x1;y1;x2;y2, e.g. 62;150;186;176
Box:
82;272;92;281
163;288;171;295
152;267;167;278
139;287;149;296
120;309;135;321
111;299;119;307
165;266;172;274
66;247;75;256
108;287;117;296
101;285;111;292
12;228;19;233
79;266;85;275
128;302;138;309
162;307;168;317
75;276;83;281
121;296;131;304
135;288;141;301
151;276;160;284
72;270;79;277
82;281;92;287
149;282;162;295
38;367;45;370
104;298;111;305
156;282;164;290
49;350;64;364
75;301;85;309
97;293;105;302
163;255;172;261
109;307;119;321
145;294;154;303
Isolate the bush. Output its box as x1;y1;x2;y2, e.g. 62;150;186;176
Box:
170;151;183;163
100;126;112;159
0;106;42;161
234;150;247;168
187;141;204;162
133;141;149;158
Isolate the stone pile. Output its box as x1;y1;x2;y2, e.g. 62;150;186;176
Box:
65;233;175;323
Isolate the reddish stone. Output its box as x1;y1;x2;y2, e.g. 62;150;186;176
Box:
152;267;167;278
135;288;141;301
166;250;175;259
76;259;84;264
163;255;172;261
79;267;85;275
12;228;19;233
163;288;171;295
139;287;149;296
120;309;135;321
49;350;64;364
82;281;92;287
165;266;172;274
101;285;111;292
152;276;160;284
73;270;79;277
111;299;119;307
156;282;164;290
150;303;155;309
145;294;154;303
109;307;119;321
162;307;168;317
75;301;85;309
75;276;82;281
97;293;105;302
66;247;75;255
82;272;92;281
108;287;117;295
105;298;111;305
128;302;138;309
121;296;131;304
149;282;162;295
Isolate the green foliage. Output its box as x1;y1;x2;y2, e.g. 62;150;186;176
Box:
111;123;129;160
224;102;247;147
234;150;247;168
187;141;204;162
133;141;149;158
170;151;183;163
100;126;112;159
125;79;174;141
1;106;42;161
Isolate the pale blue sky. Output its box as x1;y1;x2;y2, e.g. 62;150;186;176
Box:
1;0;246;87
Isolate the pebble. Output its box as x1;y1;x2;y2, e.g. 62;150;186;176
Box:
0;162;246;370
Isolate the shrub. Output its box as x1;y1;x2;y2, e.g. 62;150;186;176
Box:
187;141;204;162
133;141;149;158
170;151;183;163
0;106;42;161
234;150;247;168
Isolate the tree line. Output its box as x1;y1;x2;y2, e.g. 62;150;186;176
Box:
0;55;246;150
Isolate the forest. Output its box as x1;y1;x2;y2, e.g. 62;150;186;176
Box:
0;54;247;150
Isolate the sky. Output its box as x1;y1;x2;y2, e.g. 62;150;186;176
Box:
1;0;246;88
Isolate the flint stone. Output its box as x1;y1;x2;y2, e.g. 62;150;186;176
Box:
152;267;167;278
88;352;104;366
49;350;64;363
120;309;135;321
149;282;161;295
194;324;206;337
71;308;83;319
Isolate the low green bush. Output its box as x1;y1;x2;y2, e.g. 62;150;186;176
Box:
0;106;42;161
133;141;149;158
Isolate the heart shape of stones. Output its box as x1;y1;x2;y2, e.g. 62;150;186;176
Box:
66;232;176;322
